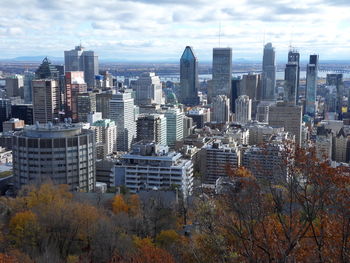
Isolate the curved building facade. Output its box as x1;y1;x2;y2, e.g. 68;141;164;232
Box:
12;123;96;192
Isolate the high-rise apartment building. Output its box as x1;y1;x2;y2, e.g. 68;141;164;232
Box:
134;72;162;106
305;54;319;116
262;43;276;100
77;92;96;123
235;95;252;125
212;95;230;124
211;48;232;101
179;46;199;106
96;92;113;119
109;92;136;152
136;114;167;145
200;140;240;184
65;71;87;121
91;119;117;159
64;45;99;88
32;80;60;123
164;108;184;147
268;102;302;145
12;123;96;192
5;75;24;98
243;143;286;183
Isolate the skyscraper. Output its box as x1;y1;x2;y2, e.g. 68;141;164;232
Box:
77;92;96;123
32;80;60;123
211;48;232;101
262;43;276;100
109;92;136;151
231;77;241;113
268;102;302;145
96;92;114;119
65;71;87;121
284;62;298;104
164;108;184;147
134;72;162;106
35;57;60;80
5;75;24;98
212;95;230;124
180;46;199;106
64;45;99;88
288;49;300;101
0;99;11;132
305;54;319;116
91;119;117;159
326;73;343;117
240;73;262;102
23;71;35;104
235;95;252;125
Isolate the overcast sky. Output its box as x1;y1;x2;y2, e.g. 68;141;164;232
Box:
1;0;350;62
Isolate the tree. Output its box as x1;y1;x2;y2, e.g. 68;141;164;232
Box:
9;211;40;253
112;194;129;214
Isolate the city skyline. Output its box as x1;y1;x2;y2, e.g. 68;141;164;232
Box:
0;0;350;61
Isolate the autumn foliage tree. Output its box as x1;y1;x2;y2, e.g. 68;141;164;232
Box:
192;144;350;262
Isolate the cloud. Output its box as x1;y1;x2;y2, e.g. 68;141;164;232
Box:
0;0;348;61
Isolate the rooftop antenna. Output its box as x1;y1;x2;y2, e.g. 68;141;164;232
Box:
289;26;294;50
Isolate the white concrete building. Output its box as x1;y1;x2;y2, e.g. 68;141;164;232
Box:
91;119;117;159
235;95;252;125
116;142;193;196
316;135;332;161
109;92;136;152
135;72;162;106
212;95;230;124
256;101;275;123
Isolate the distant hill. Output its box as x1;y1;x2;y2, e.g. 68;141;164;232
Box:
10;56;63;62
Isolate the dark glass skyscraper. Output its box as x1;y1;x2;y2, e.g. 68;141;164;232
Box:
305;54;319;116
179;46;199;106
35;57;60;79
262;43;276;100
284;62;298;104
288;49;300;101
211;48;232;102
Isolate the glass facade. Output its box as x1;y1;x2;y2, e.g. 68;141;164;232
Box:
180;46;199;106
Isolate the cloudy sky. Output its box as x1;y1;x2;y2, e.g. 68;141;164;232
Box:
0;0;350;62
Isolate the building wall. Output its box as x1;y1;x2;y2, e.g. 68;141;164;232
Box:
33;80;59;124
12;125;96;192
